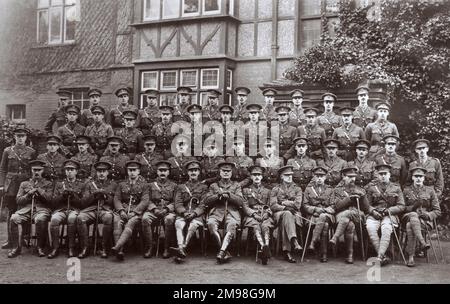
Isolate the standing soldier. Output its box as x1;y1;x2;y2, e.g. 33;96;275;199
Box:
115;110;143;158
109;87;137;131
71;135;97;180
7;160;53;258
80;89;107;127
233;87;251;123
269;165;303;263
288;89;306;127
244;103;263;158
151;105;177;159
187;104;204;157
217;104;234;155
173;86;192;122
226;136;254;188
332;107;365;161
353;85;377;129
294;107;327;160
303;166;335;262
202;89;222;122
276;105;297;159
317;93;342;138
408;139;444;200
48;160;85;258
329;165;368;264
110;161;150;261
255;138;284;189
37;135;66;181
365;164;405;265
348;139;376;187
203;161;244;264
286;137;317;190
134;135;164;182
136;89;161;136
0;127;36;249
318;139;347;187
44;89;71;133
168;135;196;183
261;88;278;124
142;161;177;259
169;160;208;262
99;136;131;181
365;102;399;159
79;161;117;258
403;166;440;267
242;165;273;265
200;141;225;186
374;135;408;187
84;105;114;157
57;105;86;158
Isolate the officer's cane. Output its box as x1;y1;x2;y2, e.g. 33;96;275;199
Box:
386;209;407;265
301;216;313;263
356;197;366;261
433;218;445;263
93;198;101;256
0;193;4;222
423;216;439;264
29;193;36;248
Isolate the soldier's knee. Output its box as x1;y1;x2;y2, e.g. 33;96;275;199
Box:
164;214;175;226
175;219;185;230
346;221;355;232
34;214;49;224
10;214;21;224
102;213;113;224
50;215;61;226
318;213;328;221
188;221;201;232
76;214;88;225
67;214;78;225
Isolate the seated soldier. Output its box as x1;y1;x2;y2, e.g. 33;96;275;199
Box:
8;160;53;258
303;166;335;262
71;135;97;180
269;166;303;263
111;161;150;261
286;137;317;190
242;165;273;265
365;164;405;266
78;161;117;259
402;166;440;267
169;160;208;262
203;161;244;264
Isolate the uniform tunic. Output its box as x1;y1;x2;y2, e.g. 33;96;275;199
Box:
134;152;164;182
37;151;66;181
286;155;317;190
332;123;365;161
288;106;306;127
84;121;114;157
365;120;399;157
136;106;161;136
109;104;138;130
303;181;335;224
57;122;86;157
99;153;131;181
71;151;98;180
317;156;347;187
408;157;444;199
317;112;342;138
353;106;377;129
348;157;376;187
374;153;408;186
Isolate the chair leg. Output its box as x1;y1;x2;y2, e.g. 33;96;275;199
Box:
245;228;251;257
203;226;208;257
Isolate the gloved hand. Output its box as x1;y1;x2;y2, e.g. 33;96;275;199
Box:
128;211;137;218
262;213;270;221
159;208;169;218
324;207;334;214
253;214;263;222
119;210;128;221
419;212;430;221
185;212;196;221
382;209;390;216
285;206;296;215
36;188;45;197
371;209;383;220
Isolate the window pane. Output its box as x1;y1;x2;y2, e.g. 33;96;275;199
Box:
200;92;209;106
301;19;321;50
228;0;235;16
301;0;321;16
38;10;49;44
144;0;160;20
181;70;197;87
65;6;76;41
49;7;62;43
142;72;158;89
226;69;232;90
204;0;220;13
72;91;82;100
183;0;199;15
65;0;77;5
9;105;26;120
163;0;180;19
161;71;177;89
201;69;219;88
72;100;82;109
51;0;63;6
38;0;49;8
160;93;177;106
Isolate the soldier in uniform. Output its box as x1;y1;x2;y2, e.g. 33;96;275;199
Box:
71;135;97;180
142;161;177;258
48;160;85;258
169;160;208;261
57;105;86;158
408;139;444;199
226;136;254;188
332;107;366;161
80;89;107;127
134;135;164;182
79;161;117;258
99;136;131;181
84;105;114;157
7;160;53;258
303;166;335;262
348;139;376;187
44;89;71;133
374;135;408;187
217;104;234;155
286;137;317;190
151;105;177;159
36;135;66;181
168;135;196;183
186;104;204;157
109;87;137;131
111;161;150;260
293;107;326;160
365;102;399;159
269;165;303;263
203;161;244;263
255;138;284;189
329;165;368;264
353;85;377;129
317;93;342;138
173;86;192;122
261;88;278;124
365;164;405;265
317;139;347;187
200;141;225;186
242;165;273;265
115;110;143;158
136;89;161;136
402;166;440;267
233;87;251;123
0;127;36;249
288;89;306;127
276;105;297;158
202;89;222;122
243;103;264;158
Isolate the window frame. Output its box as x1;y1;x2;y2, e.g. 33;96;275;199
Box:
37;0;77;45
143;0;161;21
141;71;159;90
202;0;221;15
160;70;179;91
182;0;201;17
7;104;27;121
162;0;181;19
200;68;220;89
226;69;233;90
180;69;198;88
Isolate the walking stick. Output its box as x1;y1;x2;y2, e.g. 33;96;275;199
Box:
301;216;313;263
0;193;4;221
423;218;439;264
29;193;36;247
356;197;366;261
386;209;407;265
433;218;445;262
91;181;101;256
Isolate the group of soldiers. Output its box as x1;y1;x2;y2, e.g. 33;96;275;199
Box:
0;84;444;267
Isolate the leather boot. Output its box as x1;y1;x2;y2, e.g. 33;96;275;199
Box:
7;223;21;258
101;224;112;258
111;227;133;261
77;222;89;259
344;231;354;264
142;223;153;258
67;224;76;258
47;226;60;259
2;211;12;249
35;221;47;257
320;229;328;263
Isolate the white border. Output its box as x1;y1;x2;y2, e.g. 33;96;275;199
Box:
202;0;221;15
48;6;63;44
200;68;219;89
162;0;181;19
160;70;178;90
180;69;198;87
141;71;159;90
226;68;233;90
63;5;76;43
182;0;200;17
143;0;161;21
